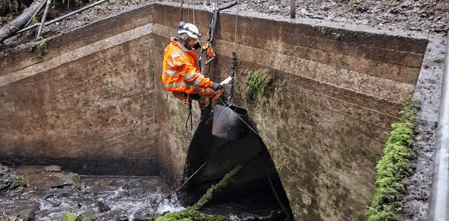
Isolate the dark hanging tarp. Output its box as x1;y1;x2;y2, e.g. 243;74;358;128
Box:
182;108;279;204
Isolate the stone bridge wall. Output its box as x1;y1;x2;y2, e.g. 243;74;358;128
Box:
0;2;427;220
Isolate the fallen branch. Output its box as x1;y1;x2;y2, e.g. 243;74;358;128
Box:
0;0;46;42
36;0;50;40
149;162;207;220
17;0;110;34
24;0;46;28
190;164;242;210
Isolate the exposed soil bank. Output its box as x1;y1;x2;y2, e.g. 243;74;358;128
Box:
1;0;447;56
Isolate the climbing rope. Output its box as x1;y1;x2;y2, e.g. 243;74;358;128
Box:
185;99;193;132
233;0;240;52
187;0;190;22
193;0;196;25
150;162;207;220
179;0;184;21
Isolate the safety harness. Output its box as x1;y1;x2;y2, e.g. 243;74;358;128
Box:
180;0;238;133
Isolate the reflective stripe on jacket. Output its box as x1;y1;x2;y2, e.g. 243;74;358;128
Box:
162;38;214;94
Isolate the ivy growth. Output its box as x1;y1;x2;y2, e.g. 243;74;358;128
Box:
366;100;420;221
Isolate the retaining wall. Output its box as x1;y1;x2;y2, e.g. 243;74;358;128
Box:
0;2;428;220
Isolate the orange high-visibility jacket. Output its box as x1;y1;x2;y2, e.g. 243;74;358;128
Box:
162;38;214;94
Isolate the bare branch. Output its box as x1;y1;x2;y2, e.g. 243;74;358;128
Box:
0;0;46;42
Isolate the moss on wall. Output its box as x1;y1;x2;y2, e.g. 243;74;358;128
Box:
367;100;419;221
155;209;227;221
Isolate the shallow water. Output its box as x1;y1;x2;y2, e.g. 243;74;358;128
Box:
0;174;185;220
0;166;288;220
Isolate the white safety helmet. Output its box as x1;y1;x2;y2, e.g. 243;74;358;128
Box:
178;21;201;39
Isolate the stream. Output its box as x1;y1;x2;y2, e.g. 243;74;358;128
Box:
0;165;288;221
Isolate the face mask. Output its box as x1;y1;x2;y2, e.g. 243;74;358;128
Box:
193;42;201;50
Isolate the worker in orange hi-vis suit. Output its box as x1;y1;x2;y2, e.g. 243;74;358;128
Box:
162;21;224;119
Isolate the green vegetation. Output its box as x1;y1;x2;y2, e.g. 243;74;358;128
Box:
30;16;37;25
366;100;420;221
77;209;96;221
317;26;326;34
191;165;242;210
19;210;32;220
156;165;242;220
88;5;100;11
28;41;34;52
29;38;48;58
245;70;269;101
61;213;77;221
38;38;48;57
0;181;5;190
12;175;27;187
155;209;227;221
332;32;341;40
12;0;18;12
67;172;81;188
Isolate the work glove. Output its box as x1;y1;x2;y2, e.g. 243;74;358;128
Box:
212;82;223;91
199;88;224;100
